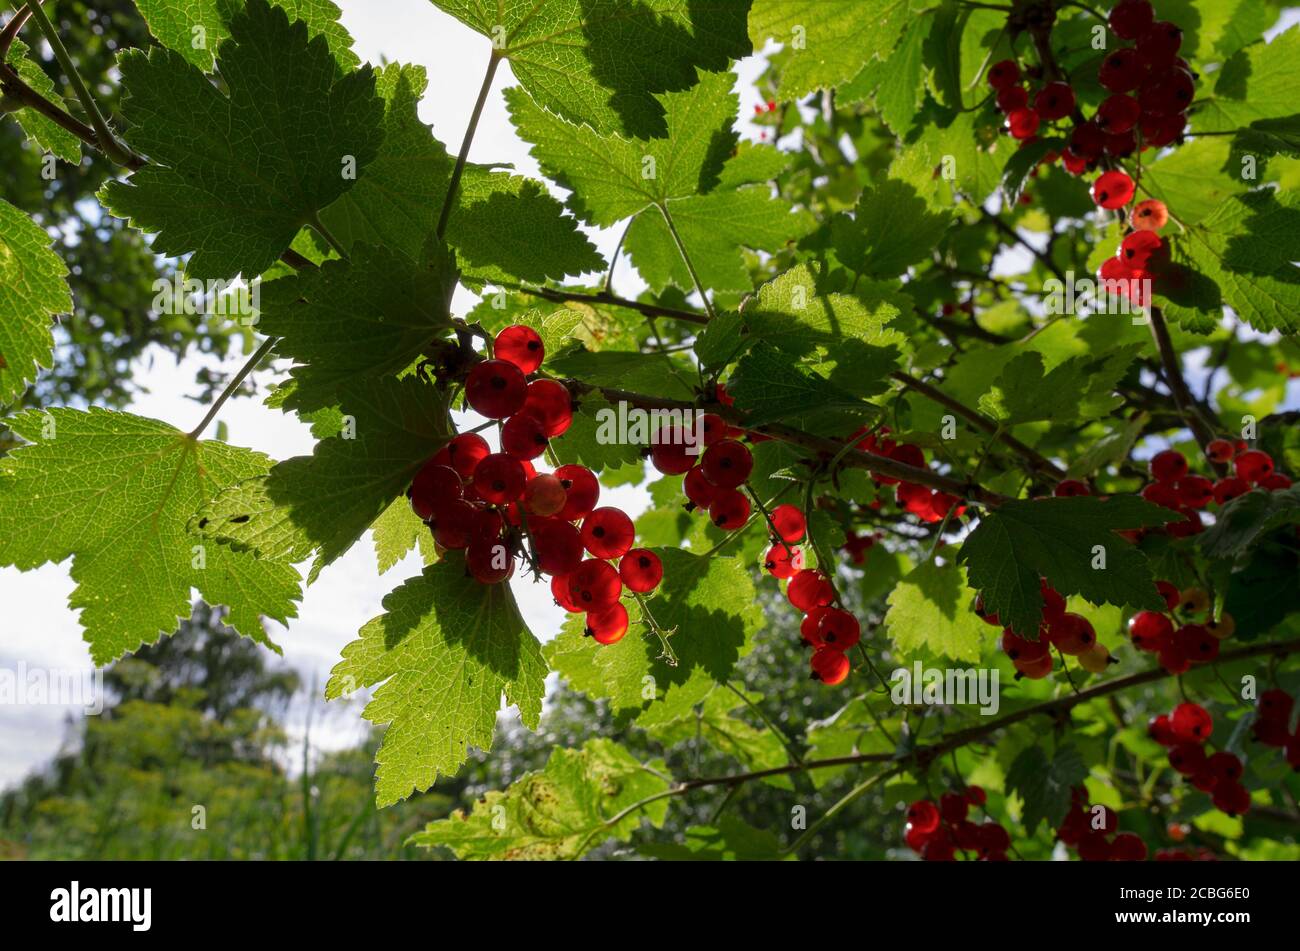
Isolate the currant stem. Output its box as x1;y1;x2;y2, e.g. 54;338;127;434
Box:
188;336;277;439
436;50;501;241
1147;306;1225;473
632;591;678;667
743;482;794;558
655;200;717;321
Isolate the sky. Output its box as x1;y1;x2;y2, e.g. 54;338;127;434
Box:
0;0;772;787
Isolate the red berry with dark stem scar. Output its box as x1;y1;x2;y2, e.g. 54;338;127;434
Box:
1212;476;1249;505
1096;94;1141;133
585;602;629;645
1006;107;1039;140
907;800;940;834
986;59;1020;89
493;324;544;374
1034;82;1075;121
1171;702;1213;744
1050;613;1096;655
649;425;695;475
1128;610;1172;652
1259;689;1294;721
444;432;490;479
810;647;850;685
997;85;1028;113
500;412;549;460
701;438;753;489
523;473;566;517
551;572;580;611
764;543;804;579
1176;474;1213;509
472;452;526;504
553;464;599;521
464;359;527;419
700;413;727;446
1109;0;1153;39
409;462;462;520
528;516;584;576
1091;170;1135;209
1099;48;1144;93
619;548;663;593
1121;230;1161;269
429;499;478;550
818;608;860;649
581;506;635;559
709;487;751;530
1235;449;1273;484
519;379;573;437
1149;448;1188;483
800;607;829;648
1054;479;1090;497
467;535;514;584
683;465;720;508
771;504;806;543
1132;199;1169;232
788;569;834;612
568;558;622;611
1206;438;1235;463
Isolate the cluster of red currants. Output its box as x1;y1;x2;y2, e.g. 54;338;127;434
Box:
1127;581;1231;675
1148;702;1252;817
904;787;1011;861
407;325;661;645
978;580;1115;679
1252;689;1300;769
1136;445;1291;541
656;411;757;533
856;427;963;524
1057;786;1148;860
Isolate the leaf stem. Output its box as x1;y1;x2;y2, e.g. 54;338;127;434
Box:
187;337;276;439
655;200;717;321
436;50;501;240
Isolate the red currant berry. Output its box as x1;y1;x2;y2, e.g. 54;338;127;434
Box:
1210;780;1250;817
986;59;1020;89
523;473;567;517
467;535;514;584
701;439;753;489
1149;448;1188;483
764;543;804;580
649;425;696;475
1091;170;1135;209
1040;580;1067;623
1054;479;1091;497
770;504;806;543
1099;47;1144;93
500;412;549;460
409;462;462;520
581;506;635;559
472;453;526;504
1006;107;1040;140
1136;20;1183;70
1148;714;1177;746
444;432;490;479
1111;832;1148;862
1014;652;1054;679
1121;230;1162;269
1159;641;1191;675
700;413;727;446
996;85;1029;113
529;516;585;576
1260;689;1294;722
1109;0;1154;39
1001;629;1049;662
1155;579;1180;610
965;785;987;807
1139;69;1195;117
1207;751;1243;784
1175;474;1213;509
1104;128;1137;158
553;464;599;521
585;602;629;645
551;571;581;612
1167;743;1207;776
1051;613;1097;655
1178;624;1219;663
1171;702;1213;744
1034;82;1076;121
493;324;544;374
1132;199;1169;232
1141;480;1181;510
619;548;663;593
810;647;850;685
465;359;527;419
1128;610;1173;652
683;465;720;509
1260;472;1293;490
1140;111;1186;147
800;606;829;649
1096;93;1141;133
1206;438;1235;463
978;821;1011;857
1234;449;1274;484
906;800;941;834
428;499;479;550
567;558;622;611
788;569;834;612
1211;476;1250;506
708;487;751;530
974;594;1001;627
519;379;573;437
1061;148;1089;175
818;608;860;649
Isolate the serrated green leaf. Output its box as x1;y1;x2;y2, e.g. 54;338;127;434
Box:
131;0;359;71
645;687;791;786
370;496;435;574
545;549;764;721
1000;138;1064;206
830;178;952;279
0;408;301;663
431;0;749;137
0;199;72;405
884;559;987;663
639;815;791;860
411;739;669;858
1200;486;1300;562
1200;26;1300;133
326;558;546;807
1006;744;1087;834
5;39;82;162
978;347;1139;425
193;377;451;579
101;0;383;279
506;70;738;227
957;496;1181;637
729;343;871;425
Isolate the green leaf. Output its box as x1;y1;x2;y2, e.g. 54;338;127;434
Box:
546;349;696;402
957;496;1181;637
729;343;871;425
411;739;669;858
254;240;456;410
830;178;953;278
546;396;644;472
625;186;816;293
1200;26;1300;133
1231;114;1300;161
749;0;912;99
5;39;82;162
319;64;602;284
370;496;435;574
0;198;72;405
1160;190;1300;335
506;70;738;227
1006;744;1088;834
978;348;1139;425
193;377;452;579
327;558;547;807
545;549;764;722
923;1;965;110
884;559;988;663
741;263;907;356
1140;137;1242;227
101;0;383;278
639;815;791;860
431;0;750;137
130;0;360;71
645;687;791;785
842;16;930;136
1200;486;1300;562
0;408;301;664
1000;138;1064;206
